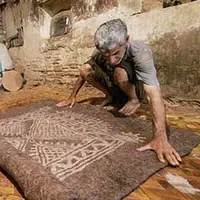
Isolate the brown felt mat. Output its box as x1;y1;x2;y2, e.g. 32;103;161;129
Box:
0;101;199;200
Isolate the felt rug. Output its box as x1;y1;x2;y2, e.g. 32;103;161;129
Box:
0;101;199;200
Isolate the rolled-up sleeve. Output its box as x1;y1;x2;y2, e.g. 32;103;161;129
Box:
133;44;160;86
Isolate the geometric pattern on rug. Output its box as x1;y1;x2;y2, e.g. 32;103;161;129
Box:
0;106;145;181
0;101;199;200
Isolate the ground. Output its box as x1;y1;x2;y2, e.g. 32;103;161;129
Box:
0;84;199;200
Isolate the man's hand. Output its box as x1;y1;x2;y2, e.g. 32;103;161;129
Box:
56;96;76;108
137;137;182;166
119;99;140;116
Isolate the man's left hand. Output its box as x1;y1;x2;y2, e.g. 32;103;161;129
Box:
137;137;182;166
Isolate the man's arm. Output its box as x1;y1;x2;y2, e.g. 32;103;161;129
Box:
128;41;181;165
137;84;182;166
70;75;85;98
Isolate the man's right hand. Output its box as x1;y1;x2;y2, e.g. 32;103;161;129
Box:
56;96;76;108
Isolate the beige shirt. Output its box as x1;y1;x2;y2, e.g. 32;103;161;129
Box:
0;43;13;71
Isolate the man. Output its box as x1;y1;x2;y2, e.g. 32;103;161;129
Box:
57;19;182;166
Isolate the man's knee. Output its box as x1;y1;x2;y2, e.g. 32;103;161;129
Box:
78;64;93;80
114;67;129;85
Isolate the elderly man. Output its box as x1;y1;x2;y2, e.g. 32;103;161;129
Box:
57;19;182;166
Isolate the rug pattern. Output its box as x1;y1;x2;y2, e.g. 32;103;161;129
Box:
0;106;145;182
0;101;199;200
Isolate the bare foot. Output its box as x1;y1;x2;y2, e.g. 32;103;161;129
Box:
119;99;140;116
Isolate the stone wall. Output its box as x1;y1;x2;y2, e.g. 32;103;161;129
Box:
1;0;200;99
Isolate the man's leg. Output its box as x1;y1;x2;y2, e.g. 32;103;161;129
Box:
113;67;140;115
78;64;113;106
135;81;148;104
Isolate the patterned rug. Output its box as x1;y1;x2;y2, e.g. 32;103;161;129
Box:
0;101;199;200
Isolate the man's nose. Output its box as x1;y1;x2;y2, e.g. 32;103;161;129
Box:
108;56;116;64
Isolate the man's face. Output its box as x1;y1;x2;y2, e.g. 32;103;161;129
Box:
100;43;127;66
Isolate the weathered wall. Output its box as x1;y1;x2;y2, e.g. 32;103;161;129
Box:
72;0;118;21
2;1;44;79
118;0;142;15
1;1;200;99
142;0;162;12
150;29;200;98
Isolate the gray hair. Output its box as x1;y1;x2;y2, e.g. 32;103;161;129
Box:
94;18;128;52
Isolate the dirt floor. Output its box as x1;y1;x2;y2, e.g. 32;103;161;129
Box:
0;83;199;200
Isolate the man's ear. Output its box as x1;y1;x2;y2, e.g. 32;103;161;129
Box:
126;35;130;43
94;40;99;48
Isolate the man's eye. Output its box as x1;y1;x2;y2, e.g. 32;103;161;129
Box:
113;51;119;55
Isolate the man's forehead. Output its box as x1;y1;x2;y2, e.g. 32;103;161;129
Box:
99;45;122;56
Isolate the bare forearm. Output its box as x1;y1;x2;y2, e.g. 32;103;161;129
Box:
141;85;181;166
150;96;167;139
70;75;85;97
144;85;167;140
